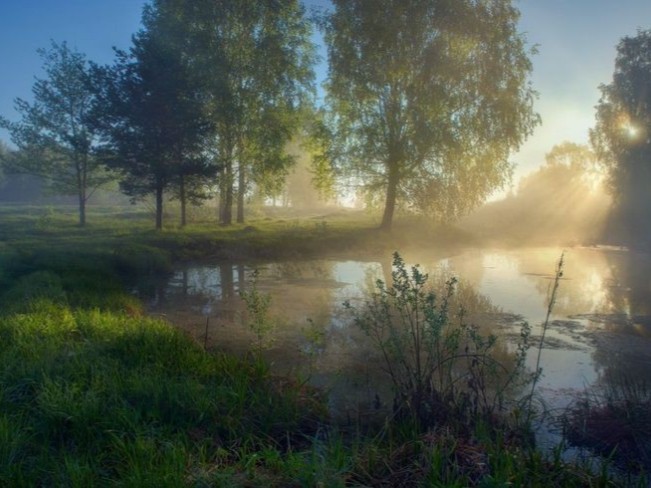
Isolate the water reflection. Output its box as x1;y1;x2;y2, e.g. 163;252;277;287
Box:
145;247;651;425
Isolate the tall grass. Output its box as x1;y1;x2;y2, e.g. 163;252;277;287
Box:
0;302;327;485
527;251;565;424
563;372;651;472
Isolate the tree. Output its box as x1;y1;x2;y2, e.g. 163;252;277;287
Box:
94;5;216;230
514;142;608;241
462;142;610;245
277;110;336;209
157;0;316;224
0;42;114;226
323;0;539;230
591;29;651;248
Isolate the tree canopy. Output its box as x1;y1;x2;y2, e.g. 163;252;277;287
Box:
591;29;651;248
323;0;539;230
154;0;317;224
94;4;216;230
0;41;114;226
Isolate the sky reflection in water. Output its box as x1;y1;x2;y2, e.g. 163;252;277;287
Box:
146;247;651;421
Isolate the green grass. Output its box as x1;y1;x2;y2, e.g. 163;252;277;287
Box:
0;302;328;486
0;203;477;262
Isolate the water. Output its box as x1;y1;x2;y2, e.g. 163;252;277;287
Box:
145;246;651;449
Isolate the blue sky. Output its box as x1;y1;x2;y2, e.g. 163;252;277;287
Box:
1;0;650;186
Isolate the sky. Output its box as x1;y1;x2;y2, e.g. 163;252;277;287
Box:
1;0;650;189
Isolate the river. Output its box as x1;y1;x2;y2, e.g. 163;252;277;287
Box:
144;245;651;454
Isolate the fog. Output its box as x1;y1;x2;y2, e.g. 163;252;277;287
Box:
461;145;613;247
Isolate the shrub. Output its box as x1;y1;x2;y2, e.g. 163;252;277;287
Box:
344;252;532;432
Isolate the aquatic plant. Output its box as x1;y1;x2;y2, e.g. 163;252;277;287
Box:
563;372;651;472
240;270;276;353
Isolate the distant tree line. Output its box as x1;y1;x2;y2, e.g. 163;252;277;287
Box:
0;0;561;232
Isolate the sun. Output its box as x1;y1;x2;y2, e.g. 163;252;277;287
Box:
617;113;642;141
625;124;640;139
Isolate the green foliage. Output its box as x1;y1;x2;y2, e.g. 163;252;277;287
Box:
93;9;217;231
34;205;56;231
0;305;327;485
0;271;67;314
0;244;163;315
591;29;651;248
462;142;610;245
153;0;317;224
323;0;539;229
111;243;172;278
345;252;532;432
0;41;115;226
240;270;276;353
0;206;636;485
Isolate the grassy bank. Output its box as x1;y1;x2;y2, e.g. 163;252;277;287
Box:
0;304;328;486
0;304;632;486
0;204;477;262
0;204;642;485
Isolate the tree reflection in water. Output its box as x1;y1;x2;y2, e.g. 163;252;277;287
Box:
144;248;651;433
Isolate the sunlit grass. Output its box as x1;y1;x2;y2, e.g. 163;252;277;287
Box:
0;203;476;264
0;303;328;485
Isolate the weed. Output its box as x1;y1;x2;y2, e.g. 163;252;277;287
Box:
563;373;651;473
344;252;532;433
240;270;276;354
526;251;565;423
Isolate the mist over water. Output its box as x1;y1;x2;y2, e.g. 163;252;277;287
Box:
144;246;651;432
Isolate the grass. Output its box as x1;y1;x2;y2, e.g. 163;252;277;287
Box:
0;302;328;486
0;203;642;485
563;373;651;472
0;203;477;262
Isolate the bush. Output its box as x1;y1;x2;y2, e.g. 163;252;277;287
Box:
344;252;532;432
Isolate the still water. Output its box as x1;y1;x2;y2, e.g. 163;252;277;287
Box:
146;246;651;443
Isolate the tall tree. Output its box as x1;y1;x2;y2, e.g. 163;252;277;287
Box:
277;109;336;209
323;0;539;230
156;0;316;224
591;29;651;248
94;5;215;230
0;42;114;226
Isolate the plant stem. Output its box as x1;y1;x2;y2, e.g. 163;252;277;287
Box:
527;252;564;423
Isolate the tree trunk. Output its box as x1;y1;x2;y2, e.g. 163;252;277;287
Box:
155;183;164;230
78;193;86;227
380;161;399;231
77;159;86;227
219;161;234;225
180;173;187;227
219;186;226;223
237;162;245;223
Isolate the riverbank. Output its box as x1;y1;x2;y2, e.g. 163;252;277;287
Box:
0;205;643;485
